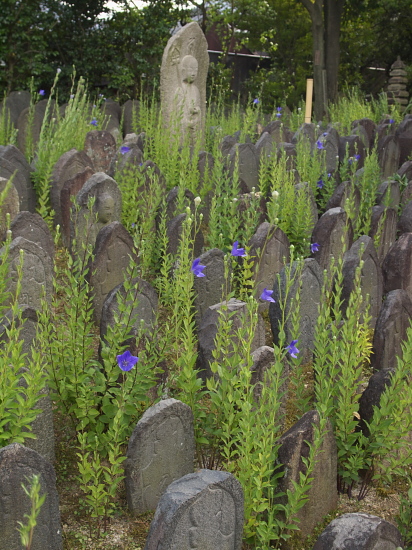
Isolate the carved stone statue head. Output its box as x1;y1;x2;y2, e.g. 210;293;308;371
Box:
96;192;115;224
180;55;198;84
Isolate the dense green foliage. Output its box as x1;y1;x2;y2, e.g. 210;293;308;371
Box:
1;0;411;108
0;0;189;101
2;76;412;546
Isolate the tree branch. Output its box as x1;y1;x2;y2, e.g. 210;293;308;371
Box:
298;0;315;16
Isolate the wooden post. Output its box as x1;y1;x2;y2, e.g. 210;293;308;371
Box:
305;79;313;123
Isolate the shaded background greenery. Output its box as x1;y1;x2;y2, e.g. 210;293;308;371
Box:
1;0;411;109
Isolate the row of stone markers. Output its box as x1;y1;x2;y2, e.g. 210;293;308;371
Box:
1;151;412;450
2;203;411;378
2;108;412;236
0;399;404;549
2;88;412;182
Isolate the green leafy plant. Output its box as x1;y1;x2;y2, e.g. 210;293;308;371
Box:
17;474;46;550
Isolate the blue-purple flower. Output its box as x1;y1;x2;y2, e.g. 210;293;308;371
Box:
120;145;131;155
191;258;206;277
231;241;247;257
276;107;282;118
39;89;45;96
389;119;394;124
117;350;139;372
260;288;276;303
311;242;320;253
316;140;324;150
90;118;98;127
286;339;299;358
349;154;360;165
317;179;324;189
253;98;259;105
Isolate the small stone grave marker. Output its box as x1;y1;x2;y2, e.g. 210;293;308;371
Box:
71;172;122;253
369;205;397;265
50;148;94;225
324;126;340;174
0;145;36;212
358;369;395;437
0;443;62;550
341;236;383;328
1;237;53;309
228;142;259;192
84;130;117;175
144;469;243;550
100;276;158;344
197;298;265;381
312;512;403;550
125;398;195;515
382;232;412;300
375;179;400;210
1;90;31;127
378;134;401;178
89;221;137;324
269;258;323;361
60;166;95;246
193;248;226;326
371;289;412;372
275;410;338;538
311;207;353;277
248;222;290;302
122;99;140;135
0;176;19;232
166;213;203;258
351;118;377;149
17;99;56;157
398;200;412;235
6;211;54;260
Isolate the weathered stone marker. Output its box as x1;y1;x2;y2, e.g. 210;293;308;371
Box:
274;410;338;538
371;289;412;372
1;237;53;309
161;22;209;145
144;469;244;550
197;298;265;381
125;399;195;515
269;258;323;362
88;221;137;324
312;512;403;549
0;443;62;550
193;248;226;325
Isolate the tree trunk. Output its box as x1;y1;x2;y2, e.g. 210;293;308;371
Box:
325;0;345;104
299;0;326;121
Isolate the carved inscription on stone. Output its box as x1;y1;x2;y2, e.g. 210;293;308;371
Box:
170;487;236;550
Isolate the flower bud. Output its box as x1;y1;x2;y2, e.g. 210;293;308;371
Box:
272;190;279;198
194;196;201;206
